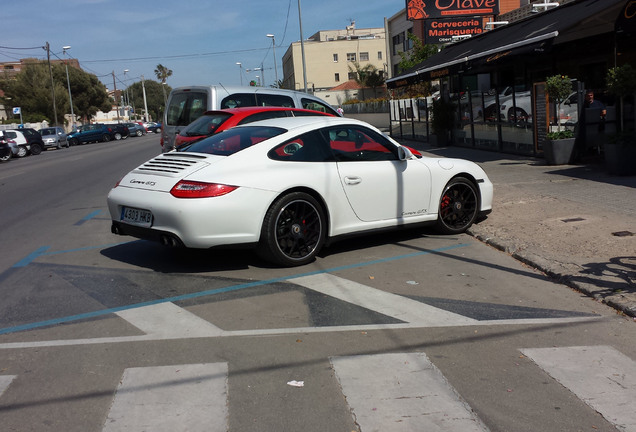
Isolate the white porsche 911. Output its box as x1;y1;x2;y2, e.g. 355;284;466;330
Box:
108;117;493;266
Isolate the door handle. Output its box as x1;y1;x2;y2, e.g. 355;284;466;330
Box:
344;176;362;185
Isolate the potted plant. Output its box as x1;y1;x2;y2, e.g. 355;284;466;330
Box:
430;97;454;146
605;64;636;175
544;75;576;165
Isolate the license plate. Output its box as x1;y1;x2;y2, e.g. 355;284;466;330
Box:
121;207;153;227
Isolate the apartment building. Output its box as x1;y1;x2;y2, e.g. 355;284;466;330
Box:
281;22;387;94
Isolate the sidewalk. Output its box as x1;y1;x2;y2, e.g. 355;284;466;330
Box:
401;140;636;318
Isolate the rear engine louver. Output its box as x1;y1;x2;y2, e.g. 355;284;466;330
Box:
138;154;206;174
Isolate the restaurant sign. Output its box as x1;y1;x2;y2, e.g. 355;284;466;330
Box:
407;0;499;20
425;17;484;43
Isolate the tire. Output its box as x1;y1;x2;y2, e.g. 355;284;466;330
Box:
508;107;528;124
154;127;161;134
69;138;79;146
136;130;143;137
435;177;479;234
257;192;326;267
121;134;129;140
114;132;122;140
0;152;10;162
102;134;111;142
29;143;42;155
16;145;28;158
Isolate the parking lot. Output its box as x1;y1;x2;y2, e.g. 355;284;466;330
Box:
1;135;635;432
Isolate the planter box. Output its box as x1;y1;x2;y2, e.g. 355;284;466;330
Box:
605;142;636;175
544;138;576;165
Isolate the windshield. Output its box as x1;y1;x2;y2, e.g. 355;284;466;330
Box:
166;91;208;127
40;128;56;135
178;126;286;156
180;112;232;137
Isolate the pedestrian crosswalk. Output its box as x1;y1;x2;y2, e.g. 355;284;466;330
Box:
2;346;634;431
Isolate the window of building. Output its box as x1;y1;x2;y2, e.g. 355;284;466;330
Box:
378;51;383;60
333;53;338;62
347;52;356;62
360;52;369;61
348;72;356;80
335;73;340;82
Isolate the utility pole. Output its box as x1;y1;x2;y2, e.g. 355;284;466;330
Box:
112;71;120;123
45;42;59;125
141;75;149;122
298;0;308;93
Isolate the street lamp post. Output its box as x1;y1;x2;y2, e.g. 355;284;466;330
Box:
123;69;130;119
236;62;243;85
62;46;75;127
266;34;279;85
298;0;308;93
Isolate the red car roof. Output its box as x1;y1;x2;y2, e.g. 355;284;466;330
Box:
174;107;334;149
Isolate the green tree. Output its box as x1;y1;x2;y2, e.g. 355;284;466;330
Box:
398;33;440;73
0;60;110;125
348;62;385;99
154;64;173;105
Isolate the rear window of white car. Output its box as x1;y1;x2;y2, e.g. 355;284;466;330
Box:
178;126;286;156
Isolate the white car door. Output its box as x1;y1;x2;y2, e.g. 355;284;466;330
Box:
327;126;432;222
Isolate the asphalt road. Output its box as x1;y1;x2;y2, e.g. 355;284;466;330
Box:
0;134;634;432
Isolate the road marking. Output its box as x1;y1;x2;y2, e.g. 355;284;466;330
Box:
522;346;636;432
0;375;16;397
102;363;228;432
331;352;490;431
294;273;477;326
115;302;223;338
74;209;102;226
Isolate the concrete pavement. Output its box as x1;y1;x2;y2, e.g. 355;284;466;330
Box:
401;140;636;318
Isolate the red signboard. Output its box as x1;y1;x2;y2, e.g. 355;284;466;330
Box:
425;17;484;43
407;0;499;20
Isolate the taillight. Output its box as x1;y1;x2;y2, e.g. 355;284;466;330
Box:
170;180;238;198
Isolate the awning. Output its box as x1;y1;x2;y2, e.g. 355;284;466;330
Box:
387;0;627;88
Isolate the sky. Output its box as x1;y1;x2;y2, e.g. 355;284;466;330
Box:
1;0;403;91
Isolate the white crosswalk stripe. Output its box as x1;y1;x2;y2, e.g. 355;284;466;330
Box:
331;352;490;432
522;346;636;432
102;363;228;432
0;375;16;397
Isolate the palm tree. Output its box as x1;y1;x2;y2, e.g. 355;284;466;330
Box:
154;64;173;105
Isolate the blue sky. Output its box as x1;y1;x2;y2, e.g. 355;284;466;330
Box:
1;0;402;91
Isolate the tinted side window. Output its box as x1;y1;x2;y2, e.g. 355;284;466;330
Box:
237;110;289;125
324;126;398;162
166;91;208;126
301;98;339;116
221;93;257;109
255;94;294;107
268;130;334;162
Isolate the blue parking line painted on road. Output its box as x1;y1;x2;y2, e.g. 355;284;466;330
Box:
11;241;139;268
0;243;470;335
74;209;102;226
12;246;51;268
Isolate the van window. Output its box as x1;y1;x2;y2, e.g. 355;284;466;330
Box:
167;91;208;126
301;98;338;116
221;94;257;109
256;94;294;107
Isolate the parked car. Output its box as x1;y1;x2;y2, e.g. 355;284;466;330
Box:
123;122;147;137
174;107;335;149
39;126;69;149
68;124;128;145
109;116;492;267
143;122;162;133
0;135;12;162
162;85;339;152
0;128;44;157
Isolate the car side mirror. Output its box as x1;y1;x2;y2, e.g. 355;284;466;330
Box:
398;146;414;160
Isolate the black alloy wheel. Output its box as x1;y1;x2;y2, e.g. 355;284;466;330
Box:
102;134;111;142
436;177;479;234
258;192;326;267
69;138;79;146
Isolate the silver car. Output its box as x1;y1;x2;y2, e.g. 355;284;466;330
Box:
39;127;69;149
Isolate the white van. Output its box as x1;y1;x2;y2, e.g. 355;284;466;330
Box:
162;85;339;152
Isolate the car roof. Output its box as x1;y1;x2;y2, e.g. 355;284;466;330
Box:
201;107;332;117
233;115;374;132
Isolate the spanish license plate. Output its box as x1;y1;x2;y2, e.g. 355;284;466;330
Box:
121;207;153;227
